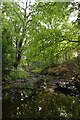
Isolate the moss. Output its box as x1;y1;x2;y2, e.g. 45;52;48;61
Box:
32;69;42;74
40;57;79;77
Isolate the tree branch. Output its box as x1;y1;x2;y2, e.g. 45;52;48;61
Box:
26;12;33;18
67;40;80;42
26;0;28;9
17;4;25;10
57;43;79;58
26;19;32;26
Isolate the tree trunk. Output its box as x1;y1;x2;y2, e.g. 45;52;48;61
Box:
14;49;22;69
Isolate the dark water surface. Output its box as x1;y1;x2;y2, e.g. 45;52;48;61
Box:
2;88;80;119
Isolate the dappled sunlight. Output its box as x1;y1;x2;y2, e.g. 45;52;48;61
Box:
2;1;80;119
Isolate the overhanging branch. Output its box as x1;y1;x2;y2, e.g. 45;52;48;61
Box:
62;38;80;43
68;40;80;42
57;43;79;57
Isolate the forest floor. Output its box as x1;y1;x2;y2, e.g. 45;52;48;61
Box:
40;57;80;96
2;57;80;96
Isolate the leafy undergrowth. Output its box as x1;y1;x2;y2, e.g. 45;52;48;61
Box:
40;57;80;79
2;57;80;97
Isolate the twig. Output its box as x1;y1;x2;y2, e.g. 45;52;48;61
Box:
26;12;33;18
26;19;32;26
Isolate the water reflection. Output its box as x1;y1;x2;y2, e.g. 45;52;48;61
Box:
2;89;80;119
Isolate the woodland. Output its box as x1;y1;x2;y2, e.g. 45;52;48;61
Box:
1;0;80;119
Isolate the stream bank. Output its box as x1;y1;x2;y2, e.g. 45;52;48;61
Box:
2;57;80;119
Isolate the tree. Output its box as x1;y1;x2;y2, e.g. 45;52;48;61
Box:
2;1;79;74
2;1;34;69
24;2;79;68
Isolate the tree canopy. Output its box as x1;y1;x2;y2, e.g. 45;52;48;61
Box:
1;1;80;80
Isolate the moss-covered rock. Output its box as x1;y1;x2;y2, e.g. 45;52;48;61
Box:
40;57;80;78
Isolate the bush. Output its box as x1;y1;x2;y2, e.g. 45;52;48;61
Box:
7;66;28;80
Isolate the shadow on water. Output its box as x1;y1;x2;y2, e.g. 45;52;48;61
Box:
2;87;80;119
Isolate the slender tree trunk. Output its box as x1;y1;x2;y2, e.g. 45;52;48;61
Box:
14;53;22;69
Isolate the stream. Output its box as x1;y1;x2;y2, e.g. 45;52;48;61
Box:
2;72;80;119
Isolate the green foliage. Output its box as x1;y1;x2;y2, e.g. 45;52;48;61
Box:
2;1;79;81
25;2;79;69
3;86;10;90
12;66;29;80
32;69;42;74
